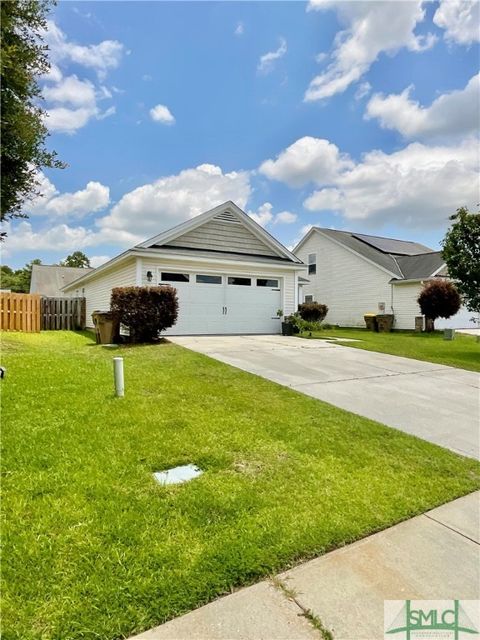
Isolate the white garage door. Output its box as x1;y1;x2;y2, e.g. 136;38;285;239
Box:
159;271;282;335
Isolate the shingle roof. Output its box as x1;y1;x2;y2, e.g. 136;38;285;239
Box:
311;228;445;280
30;265;93;296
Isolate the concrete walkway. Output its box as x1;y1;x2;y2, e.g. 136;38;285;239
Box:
130;491;480;640
170;335;479;460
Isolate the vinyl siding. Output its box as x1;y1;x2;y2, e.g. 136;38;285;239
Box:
164;219;279;258
391;282;423;330
297;232;394;327
80;260;137;328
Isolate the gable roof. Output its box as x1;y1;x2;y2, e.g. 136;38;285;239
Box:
30;264;93;296
137;201;302;263
63;202;303;291
295;228;445;281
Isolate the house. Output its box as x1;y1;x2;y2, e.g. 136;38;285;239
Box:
30;264;93;297
63;201;305;335
294;228;477;330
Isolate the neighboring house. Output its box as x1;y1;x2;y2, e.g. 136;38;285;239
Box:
30;265;93;297
294;228;477;330
63;202;304;335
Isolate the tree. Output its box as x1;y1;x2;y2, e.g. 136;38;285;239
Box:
417;280;461;331
0;258;41;292
442;207;480;314
61;251;91;268
1;0;64;235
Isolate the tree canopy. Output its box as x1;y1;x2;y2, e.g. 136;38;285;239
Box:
1;0;64;235
442;207;480;314
417;279;461;330
61;251;91;268
0;258;41;292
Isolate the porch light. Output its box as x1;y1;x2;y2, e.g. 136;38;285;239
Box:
146;270;153;283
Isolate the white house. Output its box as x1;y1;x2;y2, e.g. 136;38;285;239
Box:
63;201;305;335
294;227;477;330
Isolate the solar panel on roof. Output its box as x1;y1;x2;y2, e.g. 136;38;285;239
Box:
352;233;430;256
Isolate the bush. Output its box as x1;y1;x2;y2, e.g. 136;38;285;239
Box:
417;279;461;331
110;286;178;343
298;302;328;323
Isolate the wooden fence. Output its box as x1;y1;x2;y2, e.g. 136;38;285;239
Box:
0;293;86;332
41;297;86;330
0;293;41;332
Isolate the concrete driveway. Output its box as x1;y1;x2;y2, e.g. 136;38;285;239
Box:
169;335;479;460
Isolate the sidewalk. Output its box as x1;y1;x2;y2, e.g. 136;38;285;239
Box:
131;491;480;640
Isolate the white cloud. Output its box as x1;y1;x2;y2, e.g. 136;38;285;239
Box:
44;20;124;79
274;211;297;224
41;63;63;83
259;136;353;187
234;22;244;36
365;73;480;140
257;37;287;74
354;81;371;101
305;1;436;101
303;138;479;228
248;202;274;226
43;75;96;107
89;255;111;268
433;0;480;45
149;104;176;125
25;174;109;219
98;164;252;237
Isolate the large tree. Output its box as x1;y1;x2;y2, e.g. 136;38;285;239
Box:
0;258;41;292
417;279;461;331
442;207;480;314
61;251;91;268
1;0;64;235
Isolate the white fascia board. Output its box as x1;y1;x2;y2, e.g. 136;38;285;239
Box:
136;248;304;271
292;227;317;254
62;250;135;291
430;262;447;277
314;229;400;279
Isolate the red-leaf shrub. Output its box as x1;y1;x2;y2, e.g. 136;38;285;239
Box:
110;286;178;343
417;279;461;330
298;302;328;323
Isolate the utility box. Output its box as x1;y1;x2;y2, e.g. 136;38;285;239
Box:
91;311;119;344
444;328;455;341
414;316;424;332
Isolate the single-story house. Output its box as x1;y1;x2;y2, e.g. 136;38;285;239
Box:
30;264;93;297
63;201;305;335
294;227;477;330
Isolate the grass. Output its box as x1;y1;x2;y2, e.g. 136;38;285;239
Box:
298;327;480;372
2;331;479;640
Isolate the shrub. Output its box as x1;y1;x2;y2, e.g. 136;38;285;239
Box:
110;286;178;343
417;279;461;331
298;302;328;323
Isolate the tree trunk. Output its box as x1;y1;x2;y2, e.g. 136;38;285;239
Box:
425;317;435;332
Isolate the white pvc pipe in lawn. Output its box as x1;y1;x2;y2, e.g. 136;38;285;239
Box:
113;357;124;397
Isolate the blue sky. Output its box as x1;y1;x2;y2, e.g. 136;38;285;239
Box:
3;0;479;268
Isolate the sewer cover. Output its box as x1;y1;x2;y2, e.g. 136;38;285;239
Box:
153;464;203;486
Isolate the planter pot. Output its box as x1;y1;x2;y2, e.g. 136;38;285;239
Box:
281;322;293;336
376;314;394;333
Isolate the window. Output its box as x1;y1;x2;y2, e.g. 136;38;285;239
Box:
308;253;316;275
196;274;222;284
161;272;189;282
304;295;314;303
228;277;251;286
256;278;279;288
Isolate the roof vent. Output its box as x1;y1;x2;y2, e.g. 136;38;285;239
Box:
214;210;240;224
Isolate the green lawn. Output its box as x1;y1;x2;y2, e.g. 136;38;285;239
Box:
2;331;479;640
298;327;480;372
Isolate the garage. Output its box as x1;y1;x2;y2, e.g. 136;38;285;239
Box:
159;271;282;335
63;202;305;335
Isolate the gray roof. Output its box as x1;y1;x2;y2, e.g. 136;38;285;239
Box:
311;229;444;280
30;265;93;296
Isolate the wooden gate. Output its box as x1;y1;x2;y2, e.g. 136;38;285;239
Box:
0;293;41;332
40;297;86;330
